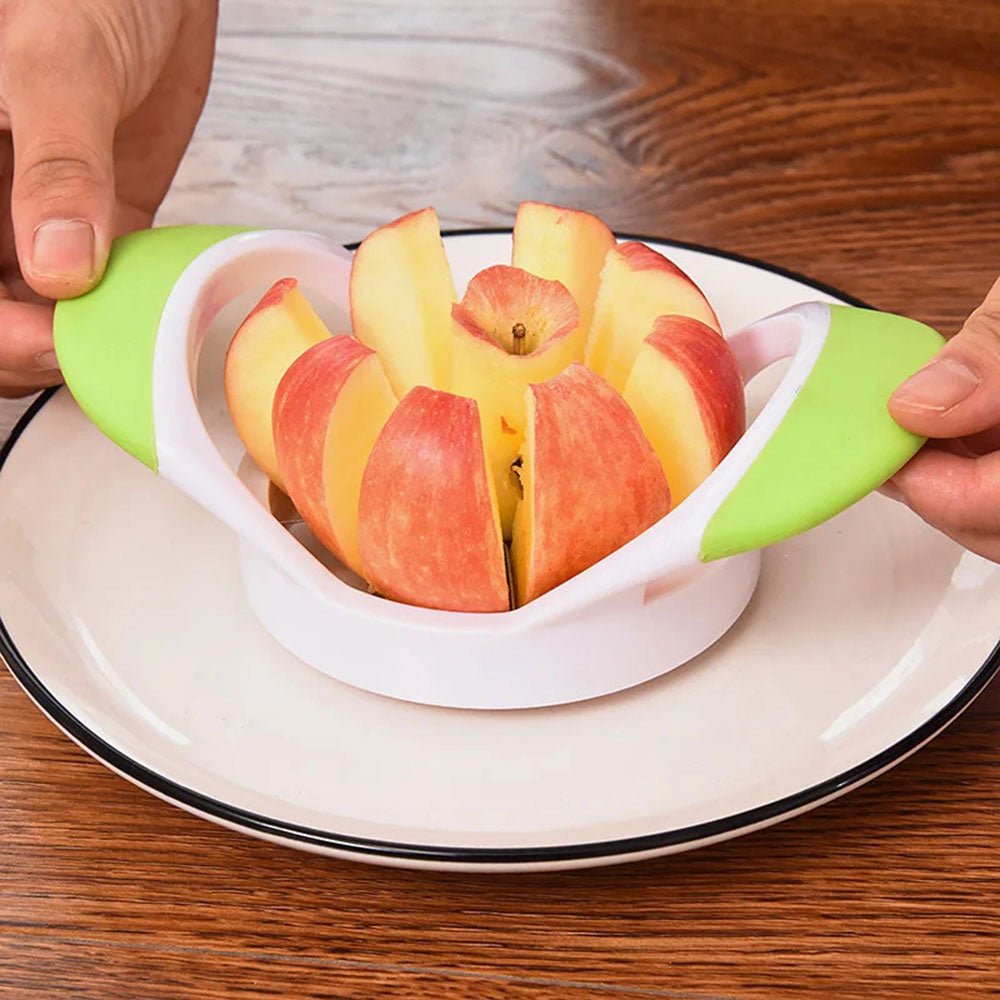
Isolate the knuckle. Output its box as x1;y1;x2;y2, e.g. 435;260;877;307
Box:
14;141;107;204
966;300;1000;342
950;307;1000;376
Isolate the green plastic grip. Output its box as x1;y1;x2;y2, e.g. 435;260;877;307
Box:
700;305;945;562
53;226;247;472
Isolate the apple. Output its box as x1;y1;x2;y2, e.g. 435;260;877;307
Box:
225;204;738;616
511;201;616;344
449;264;580;535
623;316;745;506
224;277;331;488
510;363;671;605
585;242;720;391
349;207;457;397
358;386;509;613
273;336;397;578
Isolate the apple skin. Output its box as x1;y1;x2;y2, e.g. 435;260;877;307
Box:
449;264;580;536
585;241;721;391
623;316;745;506
235;210;738;615
358;386;509;613
511;201;616;343
349;207;457;397
452;265;579;356
273;335;397;577
224;277;331;488
511;363;672;605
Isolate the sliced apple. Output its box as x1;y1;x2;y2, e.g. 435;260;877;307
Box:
511;201;616;344
358;386;508;613
450;264;580;536
511;364;671;606
224;277;331;488
349;207;457;396
623;316;745;506
585;242;721;391
273;336;397;577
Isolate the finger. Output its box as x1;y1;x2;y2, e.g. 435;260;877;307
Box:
878;480;906;502
916;437;978;459
889;276;1000;439
955;425;1000;458
0;296;57;372
889;447;1000;537
0;270;48;306
111;201;155;239
1;17;118;299
0;366;63;399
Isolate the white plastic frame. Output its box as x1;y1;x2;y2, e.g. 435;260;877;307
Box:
151;230;832;709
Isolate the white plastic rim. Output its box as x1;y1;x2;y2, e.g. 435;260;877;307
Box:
147;230;831;708
237;456;762;708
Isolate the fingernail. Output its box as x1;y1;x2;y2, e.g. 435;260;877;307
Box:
892;357;980;412
32;219;96;281
36;350;60;370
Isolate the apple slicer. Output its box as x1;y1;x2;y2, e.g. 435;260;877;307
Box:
52;226;944;710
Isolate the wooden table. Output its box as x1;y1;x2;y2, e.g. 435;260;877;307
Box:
3;2;999;996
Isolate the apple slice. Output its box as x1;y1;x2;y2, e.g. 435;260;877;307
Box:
273;336;397;577
224;278;331;488
450;264;580;536
349;207;457;396
585;242;721;391
358;387;508;613
511;364;671;606
623;316;746;506
511;201;616;344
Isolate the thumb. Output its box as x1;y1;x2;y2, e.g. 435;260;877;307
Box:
4;34;118;299
889;276;1000;439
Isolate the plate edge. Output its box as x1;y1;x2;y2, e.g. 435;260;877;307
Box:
2;237;997;866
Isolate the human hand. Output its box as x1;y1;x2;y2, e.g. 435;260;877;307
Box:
0;0;217;398
887;276;1000;561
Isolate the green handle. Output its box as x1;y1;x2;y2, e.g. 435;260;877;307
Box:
700;305;945;561
53;225;247;472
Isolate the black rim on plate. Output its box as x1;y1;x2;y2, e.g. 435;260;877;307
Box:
1;234;998;865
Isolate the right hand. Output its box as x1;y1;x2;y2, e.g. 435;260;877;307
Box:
0;0;218;398
886;275;1000;562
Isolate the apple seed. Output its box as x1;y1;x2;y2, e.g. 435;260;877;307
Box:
510;456;524;499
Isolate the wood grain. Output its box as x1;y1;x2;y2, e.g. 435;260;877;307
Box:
3;1;1000;997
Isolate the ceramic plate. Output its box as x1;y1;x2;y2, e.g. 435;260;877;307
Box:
2;232;998;872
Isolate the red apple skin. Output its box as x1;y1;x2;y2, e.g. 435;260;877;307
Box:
451;265;579;355
614;244;720;330
348;206;456;396
512;364;672;604
224;277;331;488
358;387;508;614
585;241;721;391
449;264;582;535
246;276;297;318
273;336;375;559
646;316;745;461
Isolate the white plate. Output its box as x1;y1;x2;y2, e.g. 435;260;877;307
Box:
1;233;998;872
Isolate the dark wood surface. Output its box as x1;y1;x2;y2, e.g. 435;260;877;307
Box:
2;2;1000;997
